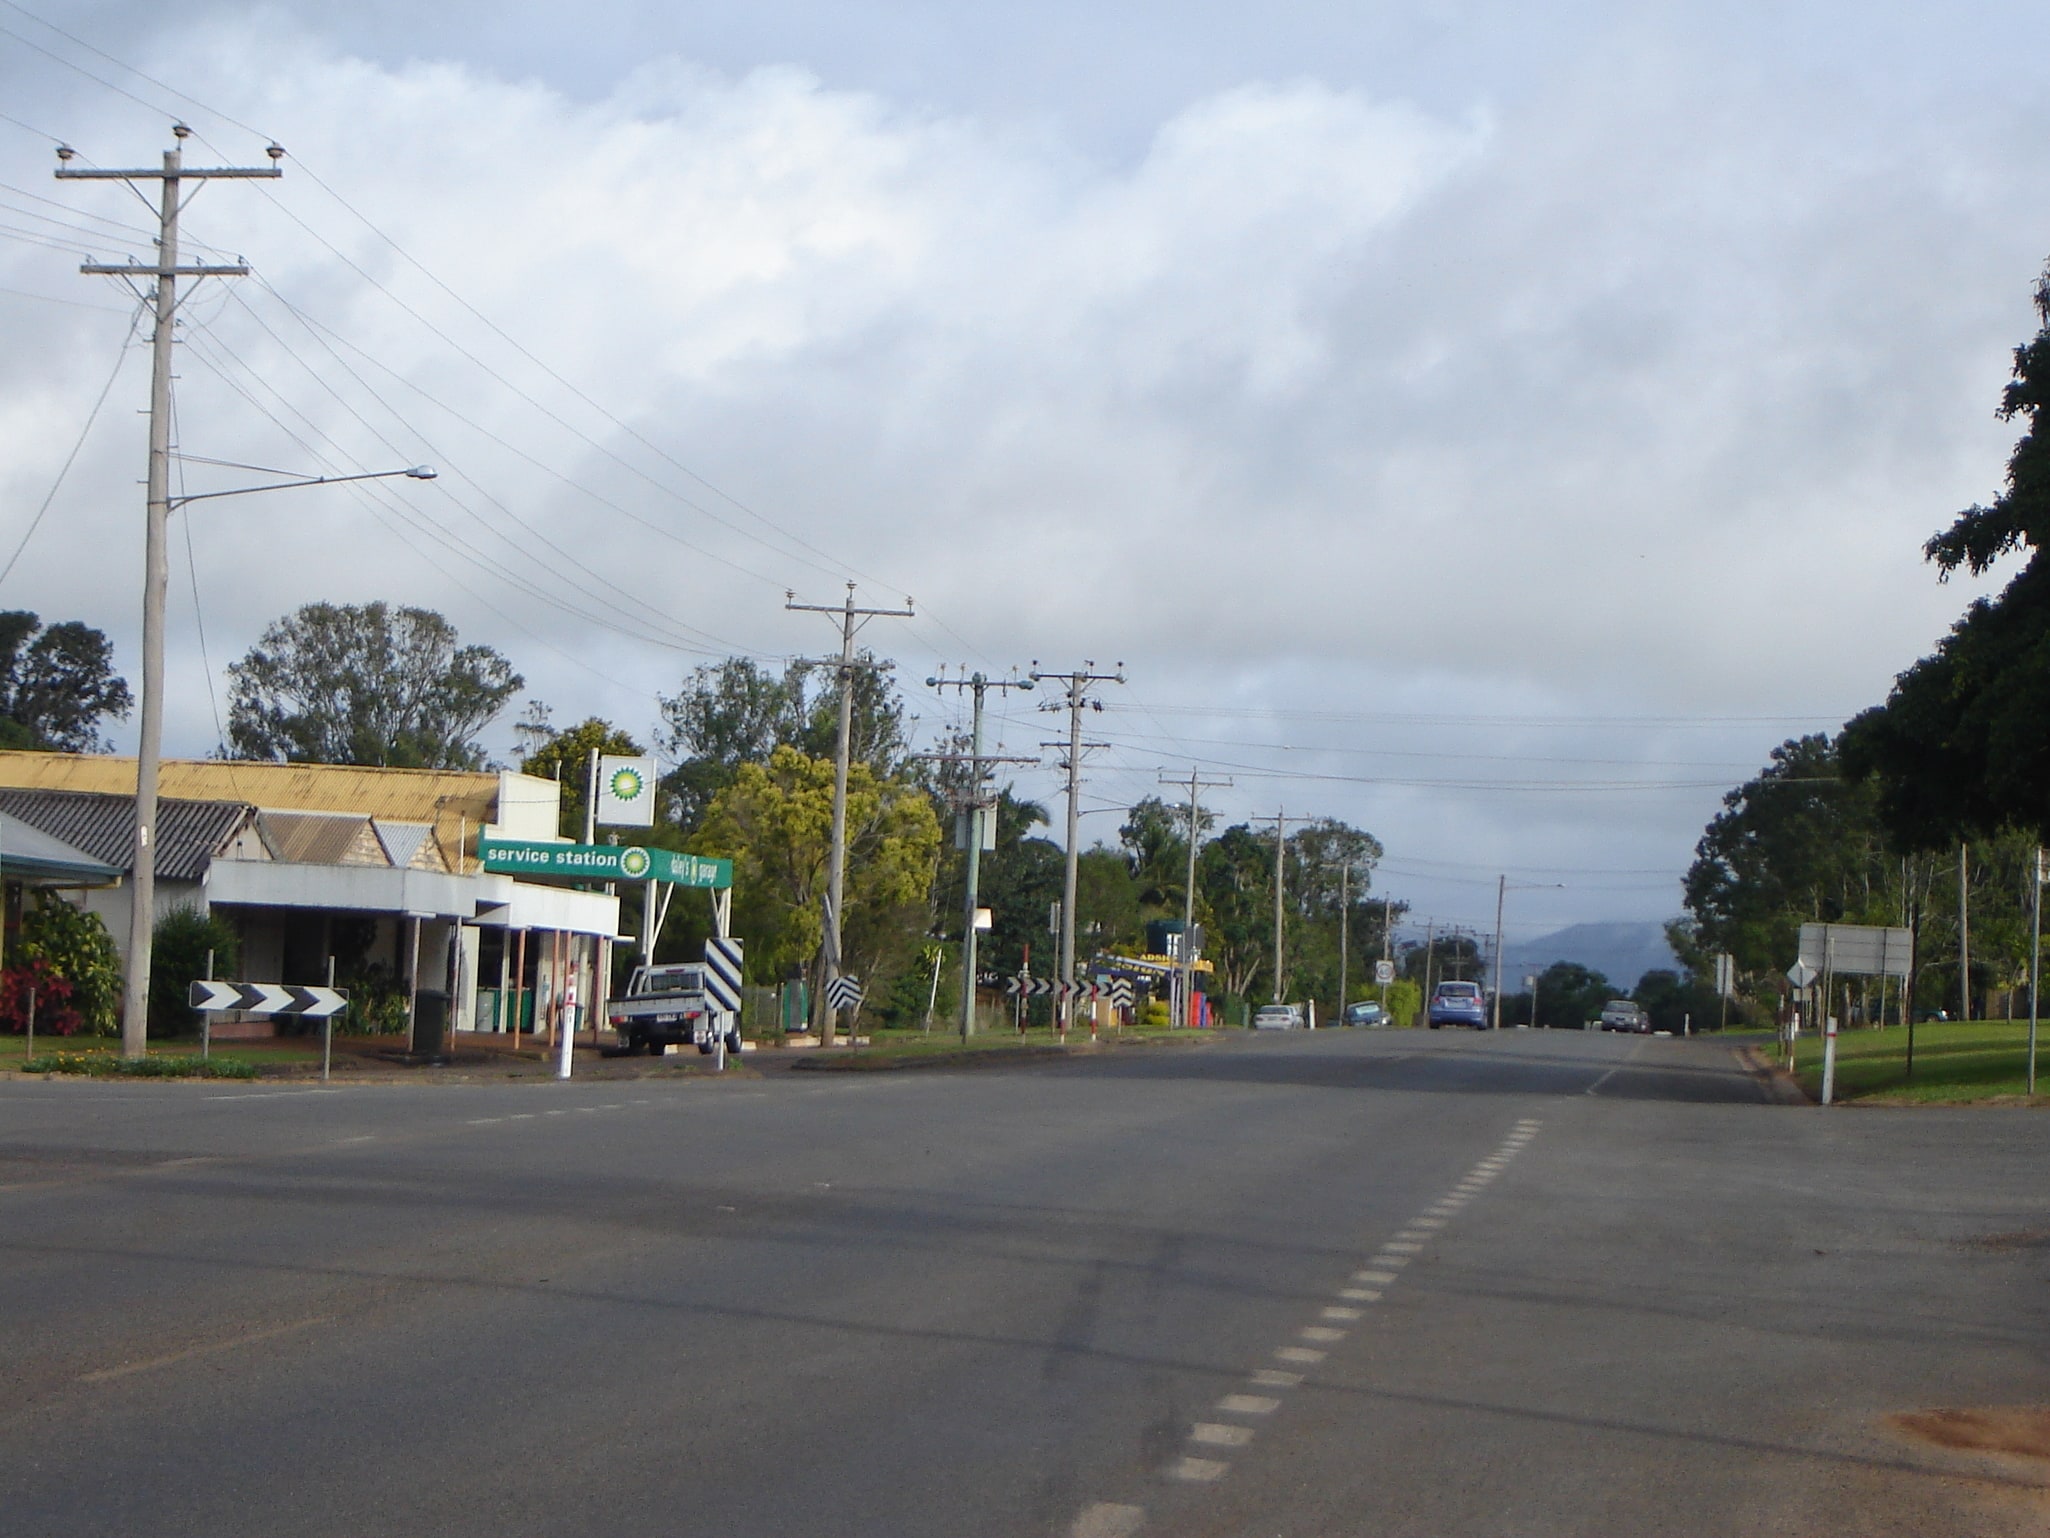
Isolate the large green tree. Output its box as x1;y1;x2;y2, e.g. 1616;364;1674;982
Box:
1682;734;1898;987
658;655;908;830
0;610;132;752
226;602;521;769
1840;262;2050;844
692;744;940;1010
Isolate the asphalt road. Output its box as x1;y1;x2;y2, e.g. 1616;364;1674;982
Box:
4;1028;2048;1537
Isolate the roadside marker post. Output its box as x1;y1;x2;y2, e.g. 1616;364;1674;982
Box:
1821;1012;1839;1106
556;978;578;1081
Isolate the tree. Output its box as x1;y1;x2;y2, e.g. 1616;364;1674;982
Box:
1840;262;2050;844
658;655;909;831
692;744;940;995
1682;735;1895;985
1532;960;1613;1030
518;716;646;837
0;610;132;752
226;602;521;769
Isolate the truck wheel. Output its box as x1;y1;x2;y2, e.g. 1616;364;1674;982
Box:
697;1041;714;1055
725;1031;742;1055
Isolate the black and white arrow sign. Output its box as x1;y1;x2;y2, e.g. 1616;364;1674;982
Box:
825;975;865;1012
188;980;348;1018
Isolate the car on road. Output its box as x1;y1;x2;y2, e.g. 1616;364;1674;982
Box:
1253;1003;1305;1030
1342;1001;1389;1028
1428;981;1488;1029
1600;1000;1651;1033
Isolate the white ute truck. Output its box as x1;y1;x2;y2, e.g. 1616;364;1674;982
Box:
608;963;742;1056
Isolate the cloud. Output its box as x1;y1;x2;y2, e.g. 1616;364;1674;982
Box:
2;8;2047;930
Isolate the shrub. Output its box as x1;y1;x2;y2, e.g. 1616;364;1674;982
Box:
0;957;82;1035
150;906;242;1038
15;894;120;1034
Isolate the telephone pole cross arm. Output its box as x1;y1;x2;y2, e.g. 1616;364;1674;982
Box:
787;583;914;1047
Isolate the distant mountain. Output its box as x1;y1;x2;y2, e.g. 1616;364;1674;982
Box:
1503;921;1681;993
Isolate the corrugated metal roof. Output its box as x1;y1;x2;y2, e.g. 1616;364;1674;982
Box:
0;752;555;873
0;789;255;882
374;821;447;872
258;811;390;867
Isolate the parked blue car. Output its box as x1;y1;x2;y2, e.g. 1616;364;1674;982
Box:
1427;980;1488;1029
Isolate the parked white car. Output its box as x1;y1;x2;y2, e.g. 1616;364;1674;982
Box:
1253;1004;1305;1031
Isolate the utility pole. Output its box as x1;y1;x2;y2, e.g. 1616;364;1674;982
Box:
1381;895;1393;1013
1161;769;1230;1029
58;128;280;1059
1338;862;1349;1020
1958;841;1971;1024
923;670;1036;1041
1266;810;1304;1004
787;583;914;1046
1032;662;1124;1030
1490;875;1507;1031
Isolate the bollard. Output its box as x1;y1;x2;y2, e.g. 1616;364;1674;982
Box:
1821;1014;1839;1105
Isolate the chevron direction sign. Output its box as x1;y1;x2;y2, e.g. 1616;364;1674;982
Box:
825;975;865;1012
703;937;744;1013
188;981;348;1017
1108;978;1135;1009
1006;975;1096;999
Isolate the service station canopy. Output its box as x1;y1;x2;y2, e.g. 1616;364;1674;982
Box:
477;836;731;889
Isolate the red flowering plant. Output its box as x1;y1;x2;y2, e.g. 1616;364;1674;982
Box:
0;958;83;1036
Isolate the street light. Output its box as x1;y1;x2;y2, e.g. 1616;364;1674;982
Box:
118;462;437;1059
1490;876;1566;1031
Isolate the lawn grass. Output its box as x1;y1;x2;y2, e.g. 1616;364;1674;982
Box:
1792;1019;2050;1105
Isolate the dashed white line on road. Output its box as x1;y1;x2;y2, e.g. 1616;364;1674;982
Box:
79;1314;332;1383
1300;1325;1346;1343
1218;1394;1280;1416
1321;1305;1363;1321
1069;1503;1146;1538
1276;1346;1326;1364
205;1088;339;1102
1369;1253;1411;1268
1191;1422;1255;1448
1355;1268;1397;1284
1381;1240;1423;1254
334;1135;375;1144
1340;1288;1382;1302
1252;1368;1303;1388
1168;1456;1229;1483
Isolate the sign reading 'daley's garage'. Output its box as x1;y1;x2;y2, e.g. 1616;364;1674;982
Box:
477;837;731;888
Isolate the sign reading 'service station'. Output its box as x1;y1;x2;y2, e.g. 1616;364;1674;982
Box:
477;836;731;888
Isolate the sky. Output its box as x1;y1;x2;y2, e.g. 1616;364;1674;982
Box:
1;0;2047;950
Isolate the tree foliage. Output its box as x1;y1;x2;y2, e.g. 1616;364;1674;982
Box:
1682;735;1896;985
226;602;521;769
516;713;646;837
149;906;241;1038
692;744;940;992
658;656;907;830
0;610;132;752
13;893;120;1034
1840;262;2050;844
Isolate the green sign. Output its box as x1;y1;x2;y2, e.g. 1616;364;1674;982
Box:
478;837;731;888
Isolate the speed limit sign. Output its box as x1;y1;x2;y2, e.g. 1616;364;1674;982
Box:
1374;960;1396;986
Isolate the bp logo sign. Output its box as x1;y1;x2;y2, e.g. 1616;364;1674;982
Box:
619;846;652;879
608;765;647;803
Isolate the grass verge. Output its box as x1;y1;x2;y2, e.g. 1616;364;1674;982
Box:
1793;1019;2050;1105
19;1048;260;1079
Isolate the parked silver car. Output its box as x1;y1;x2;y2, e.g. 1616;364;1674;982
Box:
1253;1004;1305;1030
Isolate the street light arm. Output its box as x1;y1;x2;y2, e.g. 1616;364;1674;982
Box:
167;465;435;510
